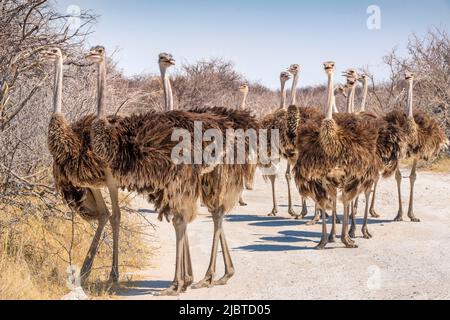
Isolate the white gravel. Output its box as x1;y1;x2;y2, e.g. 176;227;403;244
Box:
117;161;450;300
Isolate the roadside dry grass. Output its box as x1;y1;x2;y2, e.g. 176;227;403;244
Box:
0;192;153;300
401;155;450;173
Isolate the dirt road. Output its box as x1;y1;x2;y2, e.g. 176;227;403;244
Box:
117;162;450;300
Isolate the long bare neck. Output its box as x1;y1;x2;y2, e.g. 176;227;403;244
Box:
360;80;368;112
97;61;107;118
407;80;414;119
240;92;248;110
325;73;334;120
290;74;299;105
280;81;287;109
332;90;338;114
346;86;355;113
160;66;174;111
53;58;63;114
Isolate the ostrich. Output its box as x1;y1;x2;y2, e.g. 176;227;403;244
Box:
237;83;251;207
260;71;292;217
390;72;449;222
294;61;381;249
43;46;122;283
90;53;259;295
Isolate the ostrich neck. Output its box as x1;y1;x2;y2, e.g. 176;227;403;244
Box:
325;73;334;120
97;61;107;118
280;81;287;109
360;80;368;112
346;86;356;113
407;80;414;119
53;58;63;114
290;74;299;105
160;67;174;111
240;92;248;110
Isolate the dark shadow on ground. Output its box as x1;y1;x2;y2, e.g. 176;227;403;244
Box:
249;220;305;227
236;244;310;252
114;280;172;297
138;208;157;214
226;214;289;223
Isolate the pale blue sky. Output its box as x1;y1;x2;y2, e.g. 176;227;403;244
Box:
56;0;450;88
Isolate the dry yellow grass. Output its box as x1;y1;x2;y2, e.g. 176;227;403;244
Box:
401;155;450;173
0;191;153;300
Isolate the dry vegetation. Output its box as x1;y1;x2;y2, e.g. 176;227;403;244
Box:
0;0;448;300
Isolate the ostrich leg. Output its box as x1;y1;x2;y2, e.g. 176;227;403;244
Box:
182;234;194;290
349;197;358;239
268;175;278;216
341;201;358;248
306;204;321;226
107;182;121;283
369;177;381;218
393;168;404;222
316;209;329;250
329;199;337;242
300;198;308;219
407;160;421;222
192;210;225;289
159;216;187;296
80;189;110;283
213;223;235;286
238;194;248;206
362;190;373;239
285;164;299;218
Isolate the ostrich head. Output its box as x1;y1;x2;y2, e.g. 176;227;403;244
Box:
335;84;348;98
41;47;63;63
342;69;358;87
323;61;336;75
405;71;414;82
159;53;176;70
239;83;249;95
85;46;106;64
288;64;300;76
280;71;292;84
358;73;369;84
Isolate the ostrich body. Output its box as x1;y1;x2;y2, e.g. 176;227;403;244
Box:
44;47;122;283
293;62;382;249
89;54;259;295
389;72;448;222
342;70;406;238
259;71;292;217
237;83;254;207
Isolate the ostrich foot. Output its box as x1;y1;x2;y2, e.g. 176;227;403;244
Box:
213;272;235;286
316;238;329;250
306;213;321;226
369;209;380;218
239;200;248;207
408;212;421;222
192;274;214;289
288;208;300;219
349;226;356;239
393;211;404;222
268;208;278;217
362;226;372;239
300;210;308;219
183;276;194;290
341;235;358;248
157;282;184;296
328;233;336;243
109;270;119;284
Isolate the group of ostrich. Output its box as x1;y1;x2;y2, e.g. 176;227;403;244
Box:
41;45;448;296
